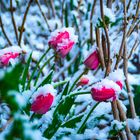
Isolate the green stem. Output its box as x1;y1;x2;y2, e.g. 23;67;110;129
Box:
34;55;55;86
69;68;88;93
26;48;50;89
53;79;69;88
77;102;100;133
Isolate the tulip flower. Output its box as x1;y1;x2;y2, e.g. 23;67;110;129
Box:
31;93;54;114
91;79;121;102
31;84;56;114
0;52;19;66
0;46;21;66
48;28;77;57
84;50;99;70
78;76;89;86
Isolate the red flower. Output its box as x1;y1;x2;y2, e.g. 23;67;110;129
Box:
91;79;121;102
48;28;77;57
0;52;19;66
31;93;54;114
116;81;123;89
91;87;116;102
78;76;89;86
84;51;99;70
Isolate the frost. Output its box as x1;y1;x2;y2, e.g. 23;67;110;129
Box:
31;84;56;103
107;69;125;82
93;79;121;92
128;118;140;131
0;46;22;56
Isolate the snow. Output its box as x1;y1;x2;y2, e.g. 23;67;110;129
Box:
107;69;125;82
128;118;140;131
93;79;121;92
48;27;78;43
0;46;22;56
0;0;140;140
31;84;56;103
111;120;126;131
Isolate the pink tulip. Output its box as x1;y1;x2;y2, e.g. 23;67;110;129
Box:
91;87;116;102
31;93;54;114
84;51;99;70
116;81;123;90
91;79;121;102
78;76;89;86
0;52;19;66
48;28;77;57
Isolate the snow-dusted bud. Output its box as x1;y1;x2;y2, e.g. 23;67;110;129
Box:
91;79;121;102
48;27;78;58
78;76;89;86
31;84;56;114
84;50;99;70
0;46;21;66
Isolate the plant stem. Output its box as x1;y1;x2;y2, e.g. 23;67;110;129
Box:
35;0;51;32
77;102;100;133
18;0;33;46
10;0;18;42
0;16;12;46
117;100;132;140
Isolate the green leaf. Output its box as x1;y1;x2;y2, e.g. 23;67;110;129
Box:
69;69;87;93
43;90;90;139
61;113;84;128
26;48;50;89
59;81;70;98
34;55;54;86
35;70;53;90
43;96;75;139
65;4;69;27
21;53;32;91
77;102;100;133
0;64;23;95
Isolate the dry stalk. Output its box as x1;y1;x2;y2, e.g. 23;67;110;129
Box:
95;28;105;70
18;0;33;46
0;16;12;46
10;0;18;42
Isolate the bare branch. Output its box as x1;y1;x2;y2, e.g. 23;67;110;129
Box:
18;0;33;46
10;0;18;42
0;16;12;46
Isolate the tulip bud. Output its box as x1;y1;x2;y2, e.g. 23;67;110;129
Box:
78;76;89;86
31;93;54;114
0;52;19;66
91;79;121;102
48;28;78;57
31;84;56;114
84;51;99;70
0;46;21;66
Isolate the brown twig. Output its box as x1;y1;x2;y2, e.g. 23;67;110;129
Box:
0;16;12;46
50;0;56;18
128;40;139;59
101;33;108;67
35;0;51;32
111;101;127;140
123;43;137;118
127;1;140;37
10;0;18;42
117;100;132;140
127;0;132;11
90;0;97;45
107;0;112;8
18;0;33;46
100;0;111;76
95;28;105;70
